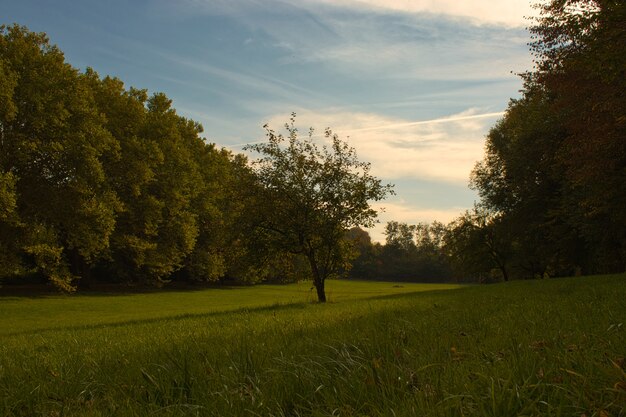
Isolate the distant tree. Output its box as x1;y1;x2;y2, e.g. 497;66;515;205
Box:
444;207;512;282
412;221;452;281
384;221;417;253
345;227;379;279
374;221;455;282
415;221;447;254
245;115;393;302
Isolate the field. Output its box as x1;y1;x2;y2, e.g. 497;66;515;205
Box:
1;276;625;416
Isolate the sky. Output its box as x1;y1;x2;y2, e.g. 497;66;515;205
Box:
4;0;535;241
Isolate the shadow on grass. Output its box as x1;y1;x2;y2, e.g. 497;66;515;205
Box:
0;281;247;299
4;285;473;338
355;285;471;303
2;300;312;338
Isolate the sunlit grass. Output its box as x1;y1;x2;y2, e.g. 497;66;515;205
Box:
0;280;459;337
1;275;625;416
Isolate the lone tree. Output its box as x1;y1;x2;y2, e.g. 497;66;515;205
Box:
245;115;393;302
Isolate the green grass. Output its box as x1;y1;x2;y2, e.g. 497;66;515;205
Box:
0;281;458;337
1;276;625;416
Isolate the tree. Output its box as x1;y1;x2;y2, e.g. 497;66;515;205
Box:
384;221;417;253
468;0;626;276
345;227;379;280
88;73;203;285
0;25;119;290
412;221;452;281
245;115;393;302
529;0;626;271
0;171;22;276
444;207;513;282
470;92;577;277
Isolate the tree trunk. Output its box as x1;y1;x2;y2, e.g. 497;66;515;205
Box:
315;278;326;303
69;249;93;290
500;265;509;282
306;252;327;303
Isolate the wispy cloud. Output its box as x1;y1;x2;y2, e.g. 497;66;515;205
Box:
175;0;535;28
262;108;501;183
346;111;505;132
267;14;530;81
308;0;536;27
152;50;324;103
168;0;532;82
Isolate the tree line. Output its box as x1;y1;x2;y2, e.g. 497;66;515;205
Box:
1;0;624;297
467;0;625;280
0;25;393;300
0;25;267;291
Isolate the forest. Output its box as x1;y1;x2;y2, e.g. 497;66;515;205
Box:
1;0;625;296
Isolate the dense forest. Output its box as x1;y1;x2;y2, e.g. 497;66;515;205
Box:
0;25;279;291
1;0;624;293
461;0;625;280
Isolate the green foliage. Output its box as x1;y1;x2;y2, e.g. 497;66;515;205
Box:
0;275;623;416
0;172;23;277
444;207;513;282
23;243;74;292
0;24;120;289
245;114;394;301
0;171;17;222
0;25;264;289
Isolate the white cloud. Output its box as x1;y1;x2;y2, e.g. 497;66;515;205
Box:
178;0;536;28
306;0;536;27
263;108;501;183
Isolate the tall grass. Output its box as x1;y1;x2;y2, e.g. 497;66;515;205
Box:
1;275;625;416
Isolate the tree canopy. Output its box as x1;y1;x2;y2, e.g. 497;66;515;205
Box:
0;24;264;290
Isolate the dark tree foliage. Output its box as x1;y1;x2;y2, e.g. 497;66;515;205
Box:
444;208;514;282
348;222;454;283
345;227;381;280
468;0;626;278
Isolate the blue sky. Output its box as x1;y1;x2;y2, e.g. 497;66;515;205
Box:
4;0;534;241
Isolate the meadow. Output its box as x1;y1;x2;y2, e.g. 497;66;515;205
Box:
1;276;625;416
